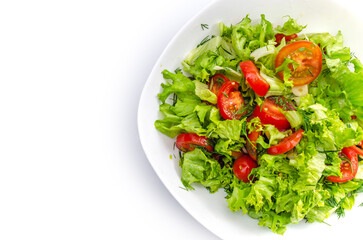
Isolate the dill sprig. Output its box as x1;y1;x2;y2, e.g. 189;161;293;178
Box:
268;96;296;111
335;206;345;218
197;35;212;47
298;109;311;131
174;67;182;73
326;197;338;208
217;45;232;55
232;104;254;120
308;69;314;77
201;23;209;30
321;68;330;77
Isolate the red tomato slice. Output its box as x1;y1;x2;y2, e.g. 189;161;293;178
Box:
274;33;298;46
267;129;304;155
176;133;213;152
275;40;322;86
239;61;270;97
217;81;245;120
208;74;230;95
252;98;291;131
233;155;258;183
351;145;363;156
327;147;358;183
247;130;260;161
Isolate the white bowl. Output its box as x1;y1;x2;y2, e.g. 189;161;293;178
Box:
138;0;363;239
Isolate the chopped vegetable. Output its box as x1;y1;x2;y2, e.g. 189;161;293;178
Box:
154;15;363;234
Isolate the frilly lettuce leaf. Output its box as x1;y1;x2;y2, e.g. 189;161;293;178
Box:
275;16;306;36
193;80;217;104
180;148;233;193
158;70;195;103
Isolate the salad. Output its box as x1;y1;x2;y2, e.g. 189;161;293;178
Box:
154;15;363;234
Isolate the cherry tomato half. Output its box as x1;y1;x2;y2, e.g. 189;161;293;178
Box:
176;133;213;152
239;61;270;97
252;98;291;131
275;40;322;86
233;155;258;183
217;81;245;120
247;130;260;161
274;33;298;47
327;147;358;183
267;129;304;155
208;74;230;95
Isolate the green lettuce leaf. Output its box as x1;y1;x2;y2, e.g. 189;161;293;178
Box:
230;14;274;60
180;148;233;192
193;80;217;104
215;119;243;141
158;70;195;103
275;16;306;35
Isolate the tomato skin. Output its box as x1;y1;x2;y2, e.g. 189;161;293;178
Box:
176;133;213;152
351;145;363;156
252;99;291;131
208;74;230;95
267;129;304;155
239;61;270;97
233;155;258;182
327;147;358;183
275;40;323;86
247;130;260;161
217;81;245;120
274;33;298;46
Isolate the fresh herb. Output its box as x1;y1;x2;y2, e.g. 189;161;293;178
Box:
197;35;211;47
326;197;338;208
341;155;354;174
321;68;330;77
232;104;254;119
298;109;311;131
172;93;178;106
308;68;314;77
268;96;296;111
201;23;209;30
217;45;232;55
317;149;340;153
174;67;182;73
335;206;345;218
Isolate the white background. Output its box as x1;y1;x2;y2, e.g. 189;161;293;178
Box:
0;0;218;239
1;0;363;240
